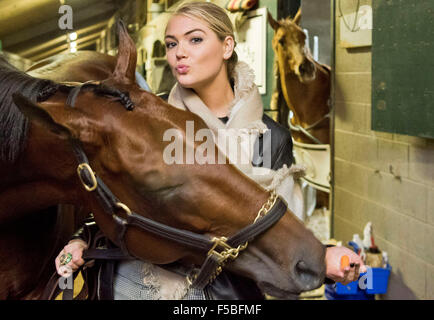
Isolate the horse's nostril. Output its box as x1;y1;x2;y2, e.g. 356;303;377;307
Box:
300;61;313;75
295;260;322;290
296;260;310;275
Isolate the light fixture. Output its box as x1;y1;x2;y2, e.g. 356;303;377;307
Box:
69;32;78;41
70;41;77;48
70;47;77;53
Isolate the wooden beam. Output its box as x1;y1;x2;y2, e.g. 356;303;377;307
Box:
18;20;109;58
59;39;99;54
0;0;58;37
29;32;102;61
76;39;99;50
1;1;116;48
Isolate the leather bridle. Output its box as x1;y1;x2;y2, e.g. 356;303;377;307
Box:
65;83;289;289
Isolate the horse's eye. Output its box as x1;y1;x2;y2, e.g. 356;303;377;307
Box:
278;37;285;46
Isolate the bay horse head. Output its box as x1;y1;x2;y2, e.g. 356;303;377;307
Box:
268;9;317;83
11;21;326;299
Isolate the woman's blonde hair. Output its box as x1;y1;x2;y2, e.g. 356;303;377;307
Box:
171;1;238;77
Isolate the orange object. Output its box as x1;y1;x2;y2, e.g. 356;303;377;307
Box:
340;255;350;270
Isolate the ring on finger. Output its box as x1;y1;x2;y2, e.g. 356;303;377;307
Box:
59;252;73;265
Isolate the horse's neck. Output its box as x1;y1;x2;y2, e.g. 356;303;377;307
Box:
0;149;80;299
28;52;116;83
0;203;74;299
0;138;79;224
0;175;76;225
282;62;330;126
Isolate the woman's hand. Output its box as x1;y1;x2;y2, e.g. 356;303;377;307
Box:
55;239;88;277
325;246;367;285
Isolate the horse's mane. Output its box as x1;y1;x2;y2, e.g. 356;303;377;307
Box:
0;57;58;164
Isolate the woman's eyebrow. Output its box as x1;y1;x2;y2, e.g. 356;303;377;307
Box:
165;28;206;40
184;28;206;35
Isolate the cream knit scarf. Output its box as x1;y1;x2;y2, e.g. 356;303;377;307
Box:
131;62;305;300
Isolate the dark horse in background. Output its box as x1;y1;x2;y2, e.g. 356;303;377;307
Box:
0;22;326;300
268;10;331;210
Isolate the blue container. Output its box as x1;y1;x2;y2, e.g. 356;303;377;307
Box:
325;264;391;300
325;284;375;300
335;279;359;294
365;265;391;294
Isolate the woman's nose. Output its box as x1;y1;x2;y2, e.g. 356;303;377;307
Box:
175;42;187;59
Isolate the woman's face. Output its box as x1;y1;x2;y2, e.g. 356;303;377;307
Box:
165;14;233;90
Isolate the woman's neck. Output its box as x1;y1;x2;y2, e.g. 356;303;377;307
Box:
193;70;234;118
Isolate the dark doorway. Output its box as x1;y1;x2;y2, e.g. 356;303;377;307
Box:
300;0;332;66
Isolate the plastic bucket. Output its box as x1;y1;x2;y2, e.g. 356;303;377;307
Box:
325;264;391;300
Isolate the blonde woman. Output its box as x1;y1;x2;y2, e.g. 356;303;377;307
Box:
56;1;364;300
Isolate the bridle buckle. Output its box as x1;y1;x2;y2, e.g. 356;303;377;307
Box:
207;237;233;262
77;163;98;191
207;237;248;263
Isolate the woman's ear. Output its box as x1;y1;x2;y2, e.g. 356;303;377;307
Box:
222;36;235;60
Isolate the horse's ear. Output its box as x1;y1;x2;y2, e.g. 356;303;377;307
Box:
12;93;72;139
267;11;280;31
293;8;302;25
112;20;137;83
13;93;100;145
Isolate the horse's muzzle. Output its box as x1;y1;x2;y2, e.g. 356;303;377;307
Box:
298;59;316;82
294;260;325;291
292;244;326;292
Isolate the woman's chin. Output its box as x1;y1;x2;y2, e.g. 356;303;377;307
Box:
176;78;195;89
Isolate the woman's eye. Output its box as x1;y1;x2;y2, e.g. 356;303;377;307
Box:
191;37;203;44
165;42;177;49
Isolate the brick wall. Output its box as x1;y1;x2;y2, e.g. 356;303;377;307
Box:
333;0;433;299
